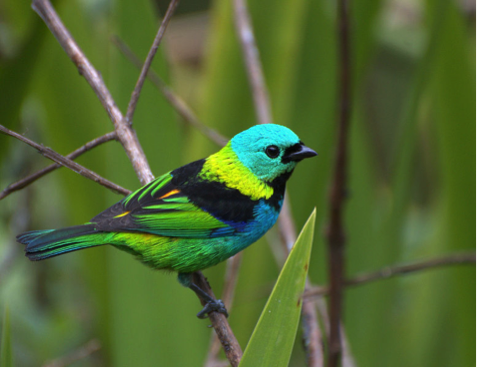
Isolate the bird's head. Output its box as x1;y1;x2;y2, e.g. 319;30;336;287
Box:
230;124;317;183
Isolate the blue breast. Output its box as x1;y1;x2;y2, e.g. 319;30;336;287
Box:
236;199;282;246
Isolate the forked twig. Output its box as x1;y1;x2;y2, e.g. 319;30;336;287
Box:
126;0;180;124
31;0;154;185
112;36;228;147
0;125;129;196
0;132;118;200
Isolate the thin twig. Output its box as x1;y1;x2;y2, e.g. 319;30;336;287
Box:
326;0;351;365
302;281;324;367
43;339;101;367
304;252;477;299
232;0;272;125
0;125;129;196
278;195;298;253
192;273;243;367
0;132;118;200
126;0;180;124
112;36;228;147
220;255;243;318
31;0;154;185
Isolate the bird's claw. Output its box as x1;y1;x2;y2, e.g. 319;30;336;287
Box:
197;299;229;319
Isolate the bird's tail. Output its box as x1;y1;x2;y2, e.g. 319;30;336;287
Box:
17;224;102;261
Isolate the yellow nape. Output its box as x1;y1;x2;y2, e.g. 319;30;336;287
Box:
200;143;273;200
114;211;131;218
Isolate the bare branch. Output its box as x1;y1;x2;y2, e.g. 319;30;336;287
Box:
112;36;228;147
192;273;243;367
326;0;351;365
126;0;180;124
0;132;119;200
232;0;272;125
31;0;154;185
304;252;477;299
0;125;130;196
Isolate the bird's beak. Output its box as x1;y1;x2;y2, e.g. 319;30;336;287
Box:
283;143;317;162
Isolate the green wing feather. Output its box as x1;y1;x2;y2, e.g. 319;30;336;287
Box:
91;172;236;238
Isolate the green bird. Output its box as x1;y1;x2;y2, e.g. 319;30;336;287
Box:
17;124;316;318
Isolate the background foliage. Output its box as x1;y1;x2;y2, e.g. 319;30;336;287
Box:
0;0;475;366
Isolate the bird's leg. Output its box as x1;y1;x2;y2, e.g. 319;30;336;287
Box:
189;282;229;319
178;272;229;319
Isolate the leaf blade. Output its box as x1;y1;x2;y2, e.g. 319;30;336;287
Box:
240;209;316;367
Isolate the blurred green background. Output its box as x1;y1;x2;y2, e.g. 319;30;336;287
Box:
0;0;475;366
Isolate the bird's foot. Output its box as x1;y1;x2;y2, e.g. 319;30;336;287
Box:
197;299;229;319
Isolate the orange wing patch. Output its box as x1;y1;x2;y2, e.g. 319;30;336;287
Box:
158;189;180;200
114;211;131;218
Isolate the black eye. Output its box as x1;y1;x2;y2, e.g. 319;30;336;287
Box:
265;145;280;158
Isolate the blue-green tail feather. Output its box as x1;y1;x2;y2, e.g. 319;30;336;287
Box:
17;224;101;261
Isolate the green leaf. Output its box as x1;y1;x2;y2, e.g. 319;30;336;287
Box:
240;209;316;367
0;307;13;367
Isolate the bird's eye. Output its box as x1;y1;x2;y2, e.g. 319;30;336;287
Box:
265;145;280;158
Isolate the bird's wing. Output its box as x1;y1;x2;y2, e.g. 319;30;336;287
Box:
90;172;237;238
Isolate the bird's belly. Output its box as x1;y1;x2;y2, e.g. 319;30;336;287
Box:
109;233;247;273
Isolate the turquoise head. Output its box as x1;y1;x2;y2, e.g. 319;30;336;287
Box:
230;124;316;183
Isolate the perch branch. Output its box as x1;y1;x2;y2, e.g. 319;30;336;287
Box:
126;0;180;124
326;0;351;365
192;273;243;367
112;36;228;147
31;0;154;185
0;125;129;196
304;252;477;299
0;132;118;200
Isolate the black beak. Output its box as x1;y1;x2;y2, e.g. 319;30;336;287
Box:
282;142;317;163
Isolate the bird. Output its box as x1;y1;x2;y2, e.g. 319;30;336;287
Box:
17;124;317;318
